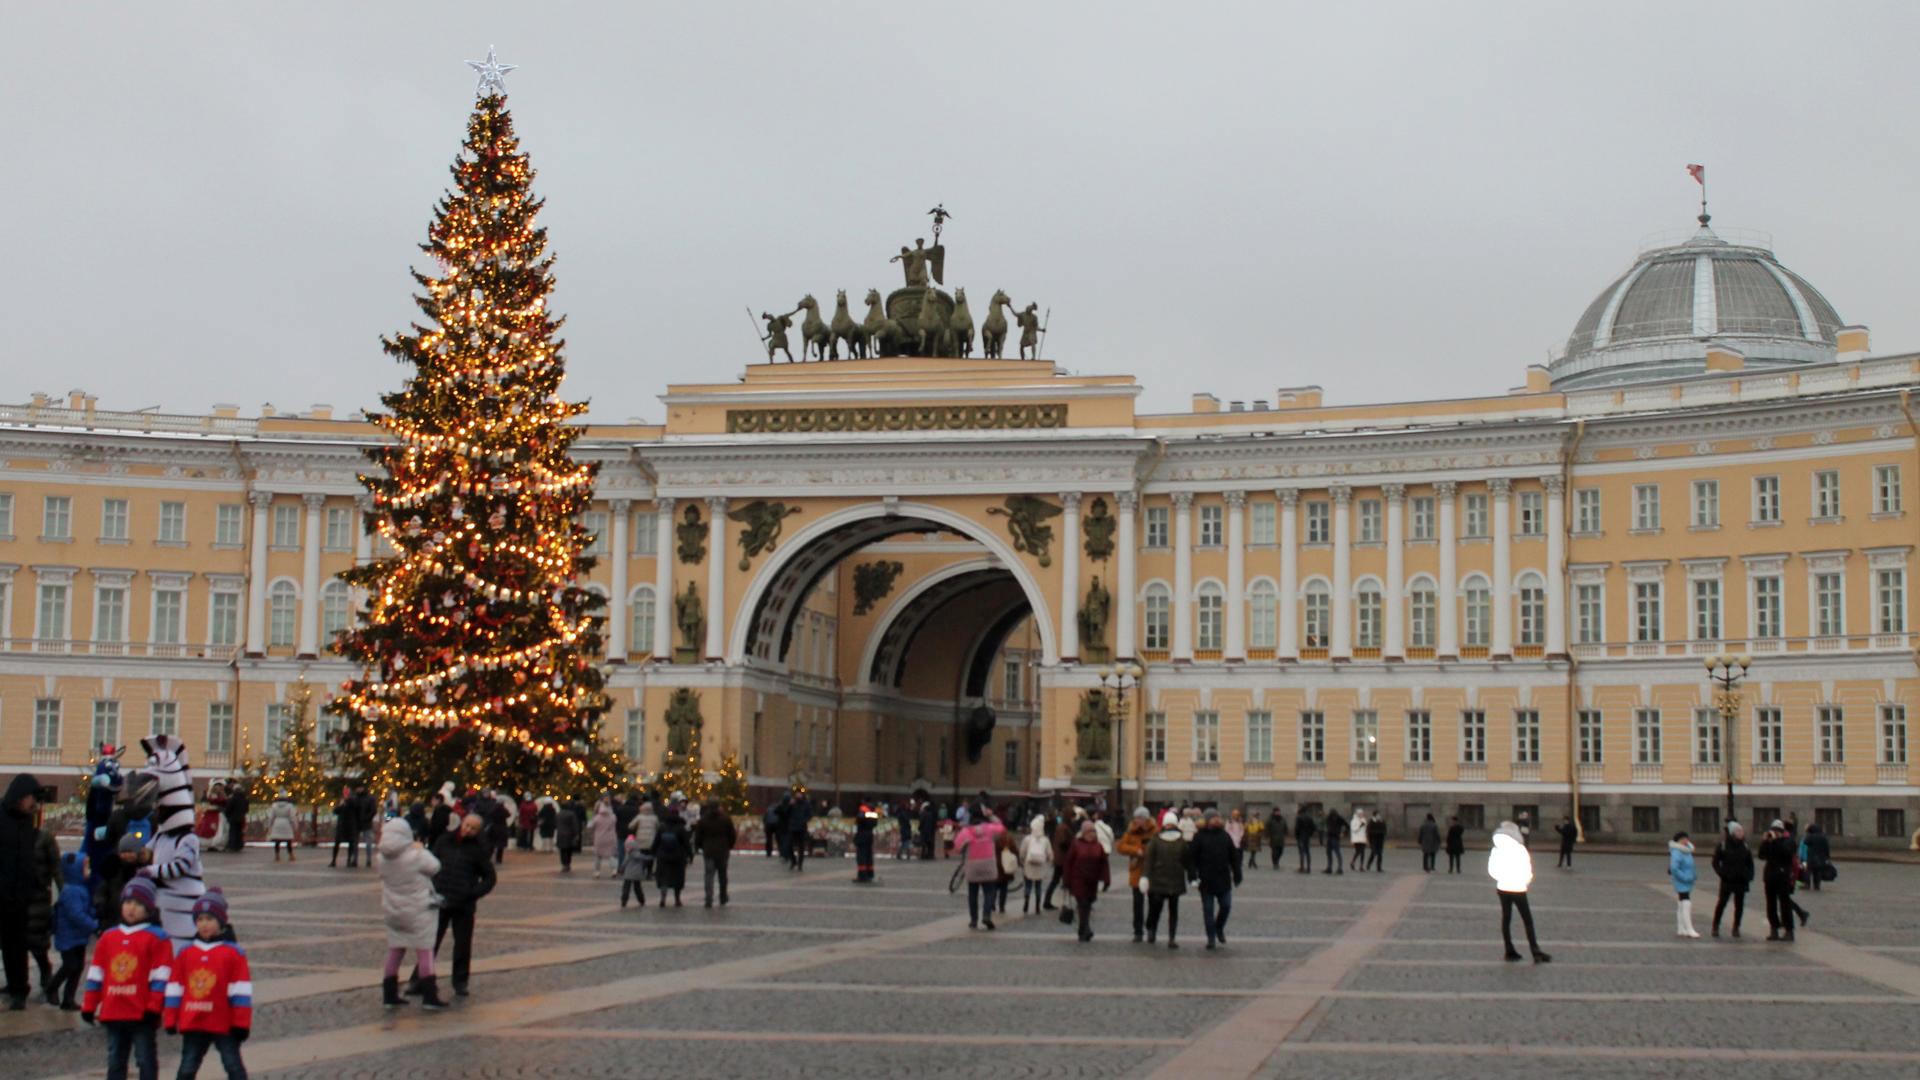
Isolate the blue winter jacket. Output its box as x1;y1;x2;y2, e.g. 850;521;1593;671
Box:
54;852;97;952
1667;841;1698;893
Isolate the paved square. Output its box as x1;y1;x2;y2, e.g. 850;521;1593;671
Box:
3;844;1916;1079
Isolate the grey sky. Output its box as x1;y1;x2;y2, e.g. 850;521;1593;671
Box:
6;2;1917;421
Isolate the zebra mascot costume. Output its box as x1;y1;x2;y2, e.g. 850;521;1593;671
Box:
129;733;207;947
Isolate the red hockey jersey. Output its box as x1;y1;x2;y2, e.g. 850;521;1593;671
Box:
82;923;172;1022
163;939;253;1034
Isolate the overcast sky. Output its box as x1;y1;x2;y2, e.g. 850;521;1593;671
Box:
6;2;1917;421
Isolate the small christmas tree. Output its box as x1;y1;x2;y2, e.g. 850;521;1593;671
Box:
267;681;332;830
711;752;749;816
562;720;640;800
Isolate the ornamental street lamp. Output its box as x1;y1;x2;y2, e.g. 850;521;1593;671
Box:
1704;653;1752;827
1100;662;1145;813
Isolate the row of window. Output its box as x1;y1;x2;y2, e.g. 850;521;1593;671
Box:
6;578;354;648
1133;467;1906;549
1140;705;1911;767
18;698;345;754
0;495;366;550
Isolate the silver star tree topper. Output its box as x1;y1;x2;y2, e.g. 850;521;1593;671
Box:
465;46;517;96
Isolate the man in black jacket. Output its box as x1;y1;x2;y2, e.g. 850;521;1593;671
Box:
224;782;250;853
0;774;44;1009
430;814;497;996
1322;808;1346;875
1191;811;1243;949
1756;820;1798;942
1710;820;1755;937
1293;807;1317;873
331;786;360;868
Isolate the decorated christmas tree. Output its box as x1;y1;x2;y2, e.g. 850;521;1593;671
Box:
329;53;608;800
267;680;331;821
711;752;749;816
561;717;640;800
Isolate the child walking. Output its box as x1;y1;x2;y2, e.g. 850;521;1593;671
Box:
377;818;447;1009
82;876;172;1080
47;851;96;1011
618;822;650;908
164;889;252;1078
1669;831;1700;938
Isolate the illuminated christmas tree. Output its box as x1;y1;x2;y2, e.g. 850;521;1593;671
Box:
711;752;749;816
329;55;607;800
267;681;331;829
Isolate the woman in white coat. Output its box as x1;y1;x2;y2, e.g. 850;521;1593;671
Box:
378;818;447;1009
1487;820;1551;964
266;791;299;862
1018;815;1053;914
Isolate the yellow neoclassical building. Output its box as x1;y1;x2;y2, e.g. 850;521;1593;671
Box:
1;219;1915;844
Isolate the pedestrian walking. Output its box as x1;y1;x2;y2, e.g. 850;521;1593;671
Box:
1241;809;1262;869
1;773;46;1009
1418;814;1441;873
25;821;57;999
996;816;1021;917
1293;806;1317;873
918;800;937;860
1143;810;1192;949
267;791;298;862
1225;809;1247;867
1323;807;1346;875
894;800;914;860
649;808;692;907
1349;808;1369;871
1114;807;1156;942
691;799;735;907
1445;816;1466;873
1555;817;1577;869
330;786;360;868
1669;831;1700;938
786;795;814;872
953;808;1006;930
1366;814;1386;872
534;797;556;853
1042;810;1074;910
589;799;619;878
1061;820;1110;943
1267;806;1288;871
1487;820;1551;963
554;799;581;873
223;783;249;854
1191;810;1242;949
1019;815;1053;914
47;852;94;1011
377;818;446;1009
426;814;495;997
1802;823;1834;891
1710;821;1754;937
1758;820;1799;942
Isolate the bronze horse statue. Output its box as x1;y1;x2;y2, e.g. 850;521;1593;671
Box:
861;289;903;356
796;295;832;360
829;290;864;359
981;289;1012;359
950;287;976;358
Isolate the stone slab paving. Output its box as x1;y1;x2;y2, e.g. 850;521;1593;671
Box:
1;845;1915;1079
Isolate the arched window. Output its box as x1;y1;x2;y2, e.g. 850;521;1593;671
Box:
1408;577;1437;648
1517;572;1547;647
1143;584;1171;650
267;581;298;647
1462;575;1491;647
1302;580;1330;648
1196;582;1224;650
630;585;656;655
1355;582;1383;649
320;580;351;637
1248;580;1278;649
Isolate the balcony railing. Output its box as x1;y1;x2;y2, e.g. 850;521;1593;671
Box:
1193;649;1223;663
1458;762;1486;782
1300;647;1329;661
1459;645;1489;660
1813;763;1847;784
1247;648;1276;661
1352;646;1381;660
202;751;233;770
1576;763;1603;784
1296;762;1326;780
1513;645;1544;659
1244;762;1272;781
1190;762;1220;781
1751;763;1784;784
1404;762;1432;781
1405;646;1435;660
1143;763;1167;780
1631;763;1664;783
1349;761;1379;781
30;747;62;766
9;638;247;660
1878;763;1908;784
1511;762;1541;782
1565;633;1913;661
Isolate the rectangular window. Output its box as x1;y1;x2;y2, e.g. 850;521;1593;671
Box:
1877;569;1907;634
1756;707;1784;766
1405;710;1432;763
1634;581;1663;642
1410;496;1435;540
271;504;299;548
265;703;293;755
1517;491;1544;536
1197;588;1224;650
1357;499;1381;543
0;492;11;536
625;708;644;754
1464;586;1491;647
210;591;241;646
1460;710;1487;764
206;703;234;754
1518;585;1546;646
1249;501;1276;545
1144;507;1169;548
1351;710;1379;763
1463;493;1488;538
1875;465;1903;514
1575;488;1602;534
1513;710;1541;765
1576;583;1604;644
1238;710;1272;764
1144;590;1170;650
157;501;186;543
1250;586;1277;648
1304;501;1329;544
1299;710;1325;763
37;582;69;641
44;495;72;540
1815;572;1844;637
1814;470;1841;519
33;699;61;750
1691;480;1719;527
152;587;183;645
1409;588;1436;647
1633;484;1661;531
1692;806;1722;835
1355;590;1381;649
1817;705;1845;764
1753;475;1781;523
324;506;352;550
1878;705;1907;766
1003;739;1020;782
633;510;659;555
1632;806;1661;834
583;510;609;556
1144;711;1167;764
1302;589;1330;648
1002;657;1021;703
1878;809;1908;839
1577;709;1604;765
92;700;120;750
1753;576;1783;639
1197;504;1223;547
215;504;244;546
1457;804;1485;831
1692;578;1722;641
149;701;178;738
1693;707;1723;765
100;498;128;541
94;586;127;643
1815;808;1844;837
1193;711;1221;764
1635;708;1662;765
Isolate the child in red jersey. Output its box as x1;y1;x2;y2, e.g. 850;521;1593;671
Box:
82;875;171;1080
164;888;251;1078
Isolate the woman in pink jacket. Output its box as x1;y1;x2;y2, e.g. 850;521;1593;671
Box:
952;806;1007;931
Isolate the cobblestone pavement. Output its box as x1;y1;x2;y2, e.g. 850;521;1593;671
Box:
3;843;1917;1078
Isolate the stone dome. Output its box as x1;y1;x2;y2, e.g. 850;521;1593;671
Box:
1550;222;1844;389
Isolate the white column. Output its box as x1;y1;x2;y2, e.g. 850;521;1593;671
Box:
607;499;631;662
351;495;374;610
704;496;727;660
1224;491;1246;660
1171;492;1193;661
1383;483;1406;661
296;494;324;657
653;498;675;661
1490;478;1513;658
1059;492;1082;661
244;491;271;656
1116;492;1138;660
1278;489;1299;659
1544;476;1567;657
1436;481;1458;659
1330;485;1352;659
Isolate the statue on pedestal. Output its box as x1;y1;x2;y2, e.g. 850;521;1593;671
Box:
673;581;704;663
1078;576;1112;664
1073;690;1113;780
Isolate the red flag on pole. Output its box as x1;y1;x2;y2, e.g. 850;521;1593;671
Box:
1687;164;1706;185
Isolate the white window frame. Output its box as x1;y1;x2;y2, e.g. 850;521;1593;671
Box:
1577;709;1603;765
1245;710;1273;764
1195;583;1224;650
1143;583;1171;650
1299;710;1326;763
149;700;179;738
324;506;352;550
92;699;121;750
271;503;300;548
93;583;128;644
1197;504;1223;547
1874;464;1903;515
1876;568;1906;634
1248;580;1277;649
206;702;234;754
157;501;186;544
1409;582;1436;648
1879;704;1908;766
1193;710;1221;765
1752;475;1781;524
208;588;242;647
1691;577;1722;642
1632;484;1661;531
321;580;351;637
1410;496;1435;541
1354;586;1382;648
1357;499;1381;543
1752;575;1783;639
215;504;245;547
1462;579;1491;647
1517;579;1546;646
1574;488;1602;534
1405;710;1432;763
1144;711;1168;764
1634;708;1663;765
1814;571;1845;637
1304;501;1330;544
1693;707;1723;766
1517;491;1544;536
100;498;129;541
150;583;184;646
1352;710;1379;763
1755;707;1783;766
1691;479;1720;528
1816;705;1845;764
1460;709;1487;764
633;510;660;555
1249;501;1276;545
1463;493;1488;538
267;580;298;647
1813;470;1841;520
1301;582;1330;648
1514;709;1541;765
32;699;61;750
1634;581;1663;643
1143;506;1169;549
44;495;72;540
1576;583;1604;644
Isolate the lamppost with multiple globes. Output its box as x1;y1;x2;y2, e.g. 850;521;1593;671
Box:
1099;662;1145;812
1705;653;1752;827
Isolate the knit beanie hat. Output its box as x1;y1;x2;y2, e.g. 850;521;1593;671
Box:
1160;810;1179;828
1132;806;1151;820
191;887;230;926
121;875;158;914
